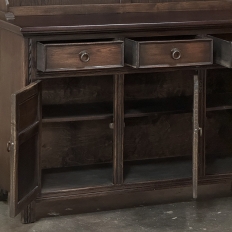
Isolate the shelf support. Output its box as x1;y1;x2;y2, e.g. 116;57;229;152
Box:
113;74;124;185
193;73;200;199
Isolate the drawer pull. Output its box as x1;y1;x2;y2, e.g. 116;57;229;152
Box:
79;51;90;63
171;48;181;60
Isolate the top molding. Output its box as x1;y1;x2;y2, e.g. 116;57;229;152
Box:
0;1;232;16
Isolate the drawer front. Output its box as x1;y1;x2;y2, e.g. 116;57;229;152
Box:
125;38;213;68
37;41;124;72
208;35;232;68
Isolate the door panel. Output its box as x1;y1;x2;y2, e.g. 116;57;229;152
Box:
10;81;41;217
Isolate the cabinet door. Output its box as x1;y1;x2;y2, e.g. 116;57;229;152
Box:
9;81;41;217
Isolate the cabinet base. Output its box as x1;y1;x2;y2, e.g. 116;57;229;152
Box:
28;180;232;224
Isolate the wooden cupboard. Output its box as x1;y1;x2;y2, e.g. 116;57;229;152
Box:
1;0;232;223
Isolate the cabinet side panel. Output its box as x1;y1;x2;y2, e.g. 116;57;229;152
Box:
0;29;27;191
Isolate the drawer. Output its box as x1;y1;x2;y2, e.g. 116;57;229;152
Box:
208;34;232;68
37;40;124;72
125;37;213;68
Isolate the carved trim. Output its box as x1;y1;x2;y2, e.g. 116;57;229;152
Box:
5;11;14;20
193;74;200;199
0;10;15;20
28;39;32;84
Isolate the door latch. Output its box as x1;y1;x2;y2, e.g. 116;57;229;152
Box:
7;141;14;152
199;127;202;137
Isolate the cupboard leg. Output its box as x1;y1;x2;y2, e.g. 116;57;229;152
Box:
21;201;36;224
0;189;8;201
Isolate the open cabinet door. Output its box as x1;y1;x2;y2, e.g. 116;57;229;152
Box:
9;81;41;217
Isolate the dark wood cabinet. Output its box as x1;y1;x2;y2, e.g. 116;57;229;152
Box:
2;0;232;224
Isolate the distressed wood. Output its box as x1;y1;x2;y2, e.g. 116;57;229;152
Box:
41;76;113;105
193;74;199;199
0;29;27;192
9;1;232;16
37;40;124;72
124;114;192;161
205;69;232;175
41;120;113;169
36;181;232;217
7;10;232;36
38;174;232;201
2;0;232;223
21;201;36;224
113;74;124;184
198;69;206;177
125;37;213;68
208;34;232;68
10;81;41;217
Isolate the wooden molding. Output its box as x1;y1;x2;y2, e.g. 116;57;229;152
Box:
10;1;232;16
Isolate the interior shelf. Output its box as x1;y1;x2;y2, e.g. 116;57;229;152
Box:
42;93;232;123
42;102;113;122
42;97;193;123
125;97;192;118
41;164;113;193
124;157;192;183
206;156;232;175
206;93;232;112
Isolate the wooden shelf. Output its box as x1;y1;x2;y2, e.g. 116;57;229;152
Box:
125;93;232;117
42;102;113;122
42;93;232;123
206;156;232;175
124;157;192;183
41;164;113;193
42;97;193;123
125;96;192;118
206;93;232;112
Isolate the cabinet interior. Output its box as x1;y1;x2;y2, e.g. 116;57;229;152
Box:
205;69;232;175
124;71;194;183
41;76;114;192
39;69;232;193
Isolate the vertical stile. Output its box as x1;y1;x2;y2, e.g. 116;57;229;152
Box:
193;74;199;199
113;74;124;184
198;69;206;177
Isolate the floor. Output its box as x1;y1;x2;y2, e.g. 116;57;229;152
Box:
1;197;232;232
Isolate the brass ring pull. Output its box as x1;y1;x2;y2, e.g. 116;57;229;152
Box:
171;48;181;60
79;51;90;63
